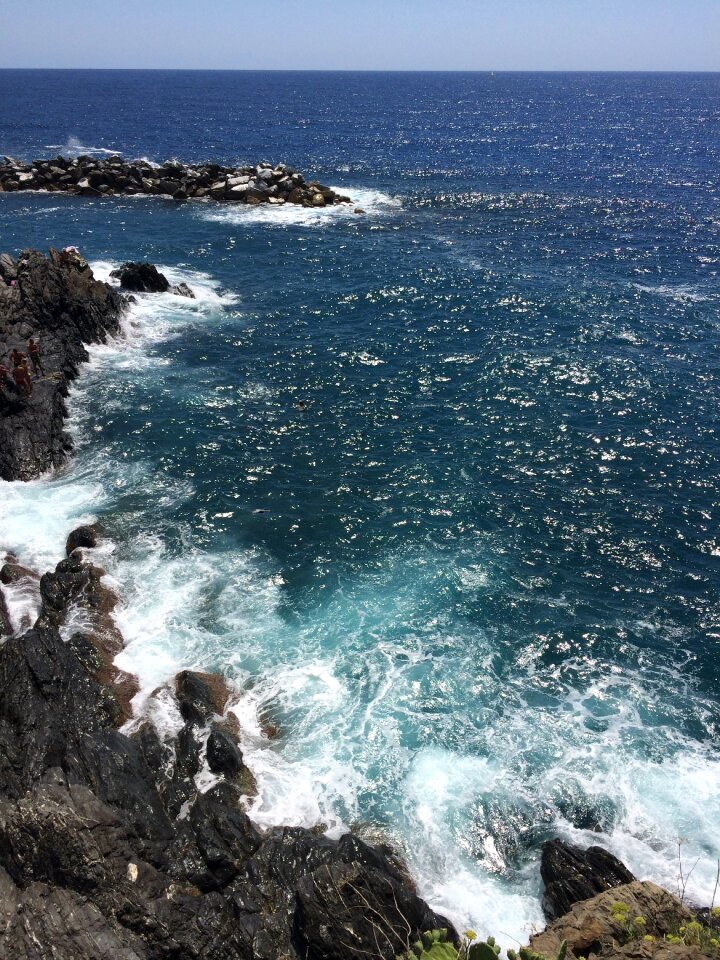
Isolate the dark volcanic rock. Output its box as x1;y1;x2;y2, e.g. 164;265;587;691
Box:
0;587;10;637
207;723;244;776
0;559;39;584
0;583;453;958
66;521;106;555
110;261;170;293
176;668;222;724
65;523;105;556
0;249;123;481
541;838;636;920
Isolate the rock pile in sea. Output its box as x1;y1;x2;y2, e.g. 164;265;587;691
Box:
0;154;353;207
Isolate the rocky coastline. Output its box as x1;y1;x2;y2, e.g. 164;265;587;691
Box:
0;247;124;481
0;250;451;958
0;155;353;208
0;250;715;959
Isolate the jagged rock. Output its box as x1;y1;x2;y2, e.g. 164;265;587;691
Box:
36;552;138;724
176;669;220;724
0;560;39;584
110;261;170;293
206;723;243;776
0;587;10;636
541;838;636;920
172;281;195;298
0;588;453;959
66;521;106;555
0;253;17;282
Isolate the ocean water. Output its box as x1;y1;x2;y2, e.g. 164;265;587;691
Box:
1;70;720;941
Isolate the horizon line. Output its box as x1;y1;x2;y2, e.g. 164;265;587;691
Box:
1;67;719;74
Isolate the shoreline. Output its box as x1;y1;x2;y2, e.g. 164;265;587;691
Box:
0;249;456;958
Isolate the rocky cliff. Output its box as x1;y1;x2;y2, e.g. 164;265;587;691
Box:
0;248;123;481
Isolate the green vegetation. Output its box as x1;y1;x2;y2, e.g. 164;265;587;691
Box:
397;931;567;960
610;901;720;955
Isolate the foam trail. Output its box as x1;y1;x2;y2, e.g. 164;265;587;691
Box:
44;135;120;157
198;187;401;229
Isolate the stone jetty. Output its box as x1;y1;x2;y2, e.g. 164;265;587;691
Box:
0;154;353;207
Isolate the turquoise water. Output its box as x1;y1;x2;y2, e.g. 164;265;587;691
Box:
1;70;720;940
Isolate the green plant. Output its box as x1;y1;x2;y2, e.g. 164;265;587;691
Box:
398;928;458;960
609;901;648;944
398;932;567;960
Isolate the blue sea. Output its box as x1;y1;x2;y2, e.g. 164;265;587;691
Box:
1;70;719;940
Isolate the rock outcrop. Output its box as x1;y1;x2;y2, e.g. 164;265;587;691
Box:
541;838;636;920
0;558;452;958
110;261;171;293
531;880;702;960
0;248;124;481
0;154;352;208
109;261;197;298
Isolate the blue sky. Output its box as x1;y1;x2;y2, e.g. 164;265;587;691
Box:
1;0;718;71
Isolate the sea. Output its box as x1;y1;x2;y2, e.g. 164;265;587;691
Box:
1;70;719;942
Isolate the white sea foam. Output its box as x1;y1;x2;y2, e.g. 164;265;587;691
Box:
45;135;120;157
197;187;401;229
634;282;713;303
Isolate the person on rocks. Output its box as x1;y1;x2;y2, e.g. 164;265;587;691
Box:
13;361;32;396
27;338;45;376
11;348;24;367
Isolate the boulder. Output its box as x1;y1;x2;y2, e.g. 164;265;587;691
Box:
541;838;636;920
206;724;243;776
110;262;170;293
176;670;221;725
66;522;106;556
0;561;39;585
172;282;195;299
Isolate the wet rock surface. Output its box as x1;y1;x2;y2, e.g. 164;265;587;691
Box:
0;552;453;959
1;154;353;208
0;248;124;481
110;261;171;293
541;838;637;920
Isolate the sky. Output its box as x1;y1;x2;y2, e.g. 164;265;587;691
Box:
0;0;718;71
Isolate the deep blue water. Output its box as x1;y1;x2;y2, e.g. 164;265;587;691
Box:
1;70;719;937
